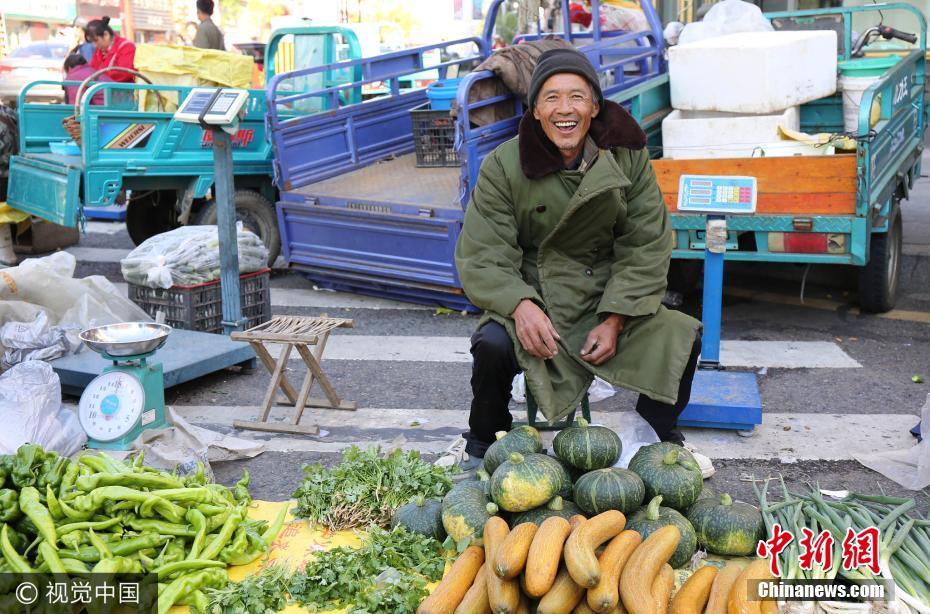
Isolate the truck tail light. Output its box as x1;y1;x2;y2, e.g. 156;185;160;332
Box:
768;233;847;254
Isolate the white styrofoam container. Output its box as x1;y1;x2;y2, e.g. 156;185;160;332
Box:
662;107;800;159
669;31;838;114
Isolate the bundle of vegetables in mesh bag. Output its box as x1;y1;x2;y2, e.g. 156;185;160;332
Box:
120;224;269;289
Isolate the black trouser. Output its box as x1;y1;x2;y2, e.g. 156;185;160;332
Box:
462;321;702;457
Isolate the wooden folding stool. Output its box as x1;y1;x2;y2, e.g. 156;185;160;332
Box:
231;314;356;435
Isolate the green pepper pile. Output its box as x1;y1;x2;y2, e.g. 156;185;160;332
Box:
0;444;287;614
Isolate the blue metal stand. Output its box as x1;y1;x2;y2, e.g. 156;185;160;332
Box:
678;214;762;431
211;129;244;335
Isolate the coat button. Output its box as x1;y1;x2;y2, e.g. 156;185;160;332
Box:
585;268;593;276
535;204;546;213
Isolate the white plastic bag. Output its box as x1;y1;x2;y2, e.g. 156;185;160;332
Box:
588;377;616;403
120;224;269;289
600;5;648;32
0;312;77;370
0;361;87;456
678;0;773;46
855;393;930;490
510;374;615;404
0;251;152;355
612;411;660;468
511;372;527;403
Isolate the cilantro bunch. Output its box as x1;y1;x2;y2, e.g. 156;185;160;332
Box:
199;564;291;614
291;445;453;530
288;526;448;613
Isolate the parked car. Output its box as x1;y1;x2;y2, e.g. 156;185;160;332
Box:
0;42;69;104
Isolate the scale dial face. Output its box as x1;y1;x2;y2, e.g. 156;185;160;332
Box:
79;371;145;442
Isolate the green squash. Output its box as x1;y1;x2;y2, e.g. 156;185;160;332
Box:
687;493;764;556
550;456;575;500
490;452;565;512
688;485;716;512
628;442;703;512
553;418;622;471
511;496;584;525
573;468;645;516
483;426;544;475
391;496;446;541
441;481;499;546
627;495;697;569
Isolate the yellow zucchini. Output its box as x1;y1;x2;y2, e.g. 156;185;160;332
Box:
705;562;746;614
587;530;641;613
418;545;485;614
576;602;627;614
455;563;492;614
484;517;521;614
537;565;586;614
669;565;718;614
495;522;537;579
652;563;675;614
564;510;627;587
525;516;572;598
619;525;681;614
727;558;773;614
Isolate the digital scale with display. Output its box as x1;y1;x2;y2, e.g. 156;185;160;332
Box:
64;89;259;451
676;175;763;432
175;87;251;334
78;323;171;449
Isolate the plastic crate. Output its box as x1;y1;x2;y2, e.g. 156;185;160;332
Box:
128;269;271;334
410;103;460;167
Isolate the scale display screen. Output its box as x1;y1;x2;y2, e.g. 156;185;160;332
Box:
175;88;249;125
677;175;757;214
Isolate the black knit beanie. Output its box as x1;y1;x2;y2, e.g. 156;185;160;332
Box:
527;48;604;109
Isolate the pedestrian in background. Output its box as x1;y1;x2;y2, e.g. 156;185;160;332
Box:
62;54;106;106
193;0;225;50
71;18;95;62
87;17;137;82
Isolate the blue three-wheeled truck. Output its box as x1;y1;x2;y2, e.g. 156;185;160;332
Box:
266;0;925;313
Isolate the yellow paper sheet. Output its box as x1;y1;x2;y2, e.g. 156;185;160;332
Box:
172;500;440;614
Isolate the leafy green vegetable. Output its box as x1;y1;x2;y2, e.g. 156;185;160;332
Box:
288;526;448;613
199;563;291;614
291;446;453;530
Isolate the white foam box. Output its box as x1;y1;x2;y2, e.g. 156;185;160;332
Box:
662;107;800;159
669;31;838;114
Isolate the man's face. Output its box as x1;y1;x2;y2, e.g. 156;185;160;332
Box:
533;73;599;163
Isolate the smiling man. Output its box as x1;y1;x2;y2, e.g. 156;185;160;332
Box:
451;48;711;477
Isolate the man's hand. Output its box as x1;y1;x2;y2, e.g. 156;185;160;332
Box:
580;314;627;365
512;299;561;359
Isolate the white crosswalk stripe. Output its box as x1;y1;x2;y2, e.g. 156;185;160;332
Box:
168;404;917;460
109;282;431;311
64;246;132;263
293;336;861;368
83;221;126;235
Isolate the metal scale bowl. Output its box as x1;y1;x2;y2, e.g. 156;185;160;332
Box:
78;322;172;450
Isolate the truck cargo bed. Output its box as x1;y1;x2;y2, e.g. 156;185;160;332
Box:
295;154;461;210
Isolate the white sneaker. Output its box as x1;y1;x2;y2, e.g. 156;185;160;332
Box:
684;442;716;479
434;436;482;480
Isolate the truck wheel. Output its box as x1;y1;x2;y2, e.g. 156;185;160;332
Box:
126;190;177;245
858;204;902;313
196;190;280;266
